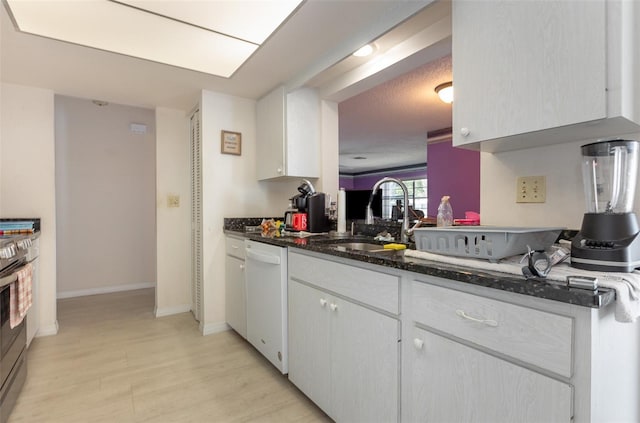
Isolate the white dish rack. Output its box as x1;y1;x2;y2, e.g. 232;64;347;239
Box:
412;226;564;262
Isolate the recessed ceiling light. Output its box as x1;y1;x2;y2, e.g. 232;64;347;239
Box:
353;156;367;160
92;100;109;107
353;44;374;57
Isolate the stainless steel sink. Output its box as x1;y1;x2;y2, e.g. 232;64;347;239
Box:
331;242;396;254
334;242;385;250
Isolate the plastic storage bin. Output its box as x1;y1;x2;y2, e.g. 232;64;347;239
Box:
413;226;564;262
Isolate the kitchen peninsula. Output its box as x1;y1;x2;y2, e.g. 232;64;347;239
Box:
224;218;639;423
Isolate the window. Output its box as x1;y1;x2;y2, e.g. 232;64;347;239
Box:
380;178;428;219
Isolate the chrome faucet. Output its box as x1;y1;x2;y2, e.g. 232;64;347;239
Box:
365;177;410;244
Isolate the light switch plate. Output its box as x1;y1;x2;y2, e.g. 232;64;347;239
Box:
167;195;180;208
516;176;546;203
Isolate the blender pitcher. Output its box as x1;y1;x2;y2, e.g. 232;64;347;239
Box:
582;140;638;214
572;139;640;272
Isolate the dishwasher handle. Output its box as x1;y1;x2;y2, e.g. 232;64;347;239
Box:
245;248;281;265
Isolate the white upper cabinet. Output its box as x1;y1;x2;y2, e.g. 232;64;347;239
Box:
452;0;640;152
256;86;321;180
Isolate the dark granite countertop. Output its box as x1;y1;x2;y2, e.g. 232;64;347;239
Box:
224;217;614;309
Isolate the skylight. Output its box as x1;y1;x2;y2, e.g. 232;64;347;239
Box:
5;0;303;78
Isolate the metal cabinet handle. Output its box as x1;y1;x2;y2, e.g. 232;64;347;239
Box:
319;298;327;307
413;338;424;349
460;127;470;137
455;309;498;327
329;303;338;312
231;245;239;249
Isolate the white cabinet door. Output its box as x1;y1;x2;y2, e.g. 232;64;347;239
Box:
452;0;606;147
411;327;572;423
224;255;246;339
284;88;320;179
256;86;320;181
331;296;400;423
287;280;331;414
256;86;286;180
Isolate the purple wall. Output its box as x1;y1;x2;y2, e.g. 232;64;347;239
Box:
427;140;480;219
339;175;355;190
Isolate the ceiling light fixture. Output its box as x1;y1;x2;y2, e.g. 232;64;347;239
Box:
5;0;302;78
435;81;453;103
353;44;374;57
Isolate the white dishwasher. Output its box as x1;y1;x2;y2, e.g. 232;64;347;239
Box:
245;240;288;374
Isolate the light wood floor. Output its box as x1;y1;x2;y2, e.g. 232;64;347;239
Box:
8;289;332;423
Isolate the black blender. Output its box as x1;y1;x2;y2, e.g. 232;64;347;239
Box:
571;139;640;272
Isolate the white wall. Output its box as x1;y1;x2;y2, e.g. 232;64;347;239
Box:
0;16;3;214
199;89;305;334
55;95;156;298
1;83;58;336
155;107;191;316
481;131;640;228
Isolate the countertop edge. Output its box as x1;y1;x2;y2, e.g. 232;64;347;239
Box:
225;229;615;309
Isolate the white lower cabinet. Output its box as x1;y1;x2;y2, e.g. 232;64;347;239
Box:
410;326;572;423
288;251;400;423
288;280;331;413
409;280;573;422
225;236;246;338
284;250;639;422
225;255;246;338
329;294;399;423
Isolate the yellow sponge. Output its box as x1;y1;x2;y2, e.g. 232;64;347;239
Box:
383;243;407;250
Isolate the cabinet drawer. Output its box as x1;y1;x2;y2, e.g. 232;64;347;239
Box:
412;281;573;377
289;251;399;315
225;236;245;260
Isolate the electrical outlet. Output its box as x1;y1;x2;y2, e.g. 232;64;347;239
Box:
167;195;180;208
516;176;546;203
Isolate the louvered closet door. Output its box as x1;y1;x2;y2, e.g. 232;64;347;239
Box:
190;109;203;322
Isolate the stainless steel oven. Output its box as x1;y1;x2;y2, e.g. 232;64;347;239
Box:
0;234;36;423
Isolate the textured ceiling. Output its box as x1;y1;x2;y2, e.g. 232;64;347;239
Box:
339;54;452;174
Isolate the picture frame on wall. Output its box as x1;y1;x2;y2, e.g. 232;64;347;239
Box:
221;130;242;155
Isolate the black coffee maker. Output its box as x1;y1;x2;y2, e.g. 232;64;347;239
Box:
287;179;330;232
306;192;330;232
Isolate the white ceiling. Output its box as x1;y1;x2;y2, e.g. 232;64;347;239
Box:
1;0;451;174
1;0;432;110
5;0;299;77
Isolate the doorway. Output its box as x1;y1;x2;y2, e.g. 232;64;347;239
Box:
54;95;156;305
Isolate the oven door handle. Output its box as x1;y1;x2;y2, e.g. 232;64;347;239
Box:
0;272;18;289
0;261;28;289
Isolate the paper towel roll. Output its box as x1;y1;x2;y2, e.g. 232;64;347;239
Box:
337;188;346;233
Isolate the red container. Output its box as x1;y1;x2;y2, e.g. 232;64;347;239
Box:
292;213;308;231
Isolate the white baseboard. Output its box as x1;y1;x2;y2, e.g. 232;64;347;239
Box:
36;320;59;337
200;321;230;336
57;282;156;299
155;304;191;317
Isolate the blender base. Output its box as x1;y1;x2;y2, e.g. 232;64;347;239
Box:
571;213;640;273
